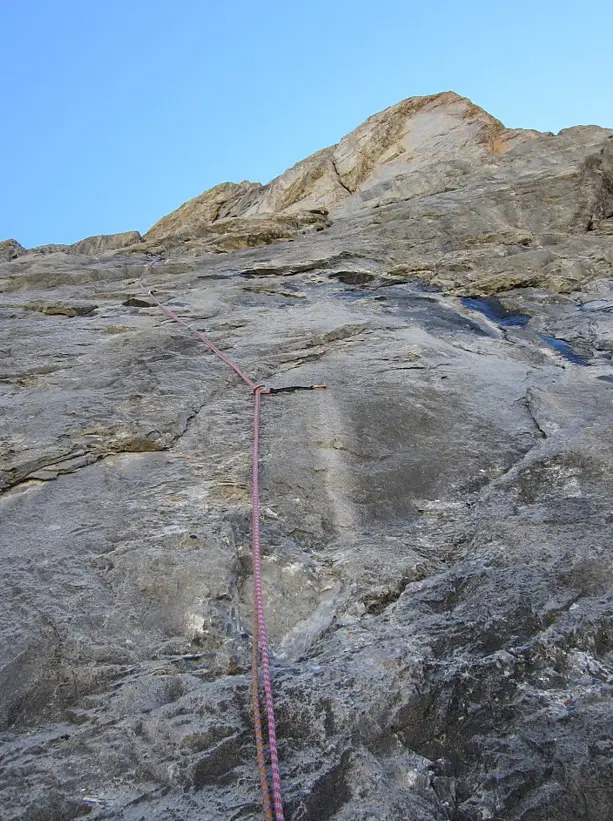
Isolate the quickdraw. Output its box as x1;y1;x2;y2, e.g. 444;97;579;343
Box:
256;383;326;395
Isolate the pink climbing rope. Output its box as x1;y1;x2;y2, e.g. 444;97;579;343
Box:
153;299;257;391
252;385;284;821
142;280;284;821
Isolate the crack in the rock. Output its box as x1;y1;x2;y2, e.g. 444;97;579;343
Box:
0;400;209;495
330;158;354;195
453;392;554;501
172;398;208;444
376;362;452;373
0;364;65;381
0;448;148;494
239;250;384;279
521;390;549;440
362;570;427;615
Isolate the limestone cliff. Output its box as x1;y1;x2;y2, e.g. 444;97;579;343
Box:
142;91;545;253
2;92;613;821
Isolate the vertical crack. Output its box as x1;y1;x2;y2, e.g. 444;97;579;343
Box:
329;158;354;195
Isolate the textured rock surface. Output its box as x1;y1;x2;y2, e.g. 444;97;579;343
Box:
1;93;613;821
26;231;143;257
0;238;27;262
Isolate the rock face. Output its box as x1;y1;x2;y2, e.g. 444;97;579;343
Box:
1;92;613;821
0;238;27;262
26;230;143;257
139;90;612;267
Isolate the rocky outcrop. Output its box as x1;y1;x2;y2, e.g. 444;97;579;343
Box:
1;93;613;821
144;181;264;242
136;91;613;294
9;91;613;282
145;92;538;232
140;209;330;256
20;232;142;258
69;230;142;255
141;92;543;253
0;238;27;262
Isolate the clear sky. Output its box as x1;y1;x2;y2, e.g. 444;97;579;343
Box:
2;0;612;248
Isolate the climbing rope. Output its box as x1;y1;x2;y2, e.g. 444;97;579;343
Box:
251;384;284;821
137;266;324;820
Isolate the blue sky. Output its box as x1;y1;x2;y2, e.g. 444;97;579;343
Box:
2;0;612;248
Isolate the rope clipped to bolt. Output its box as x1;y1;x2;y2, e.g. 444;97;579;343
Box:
138;267;325;821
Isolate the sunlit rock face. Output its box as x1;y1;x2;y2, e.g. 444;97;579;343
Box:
2;92;613;821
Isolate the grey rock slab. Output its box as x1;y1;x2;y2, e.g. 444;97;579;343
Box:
2;96;613;821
